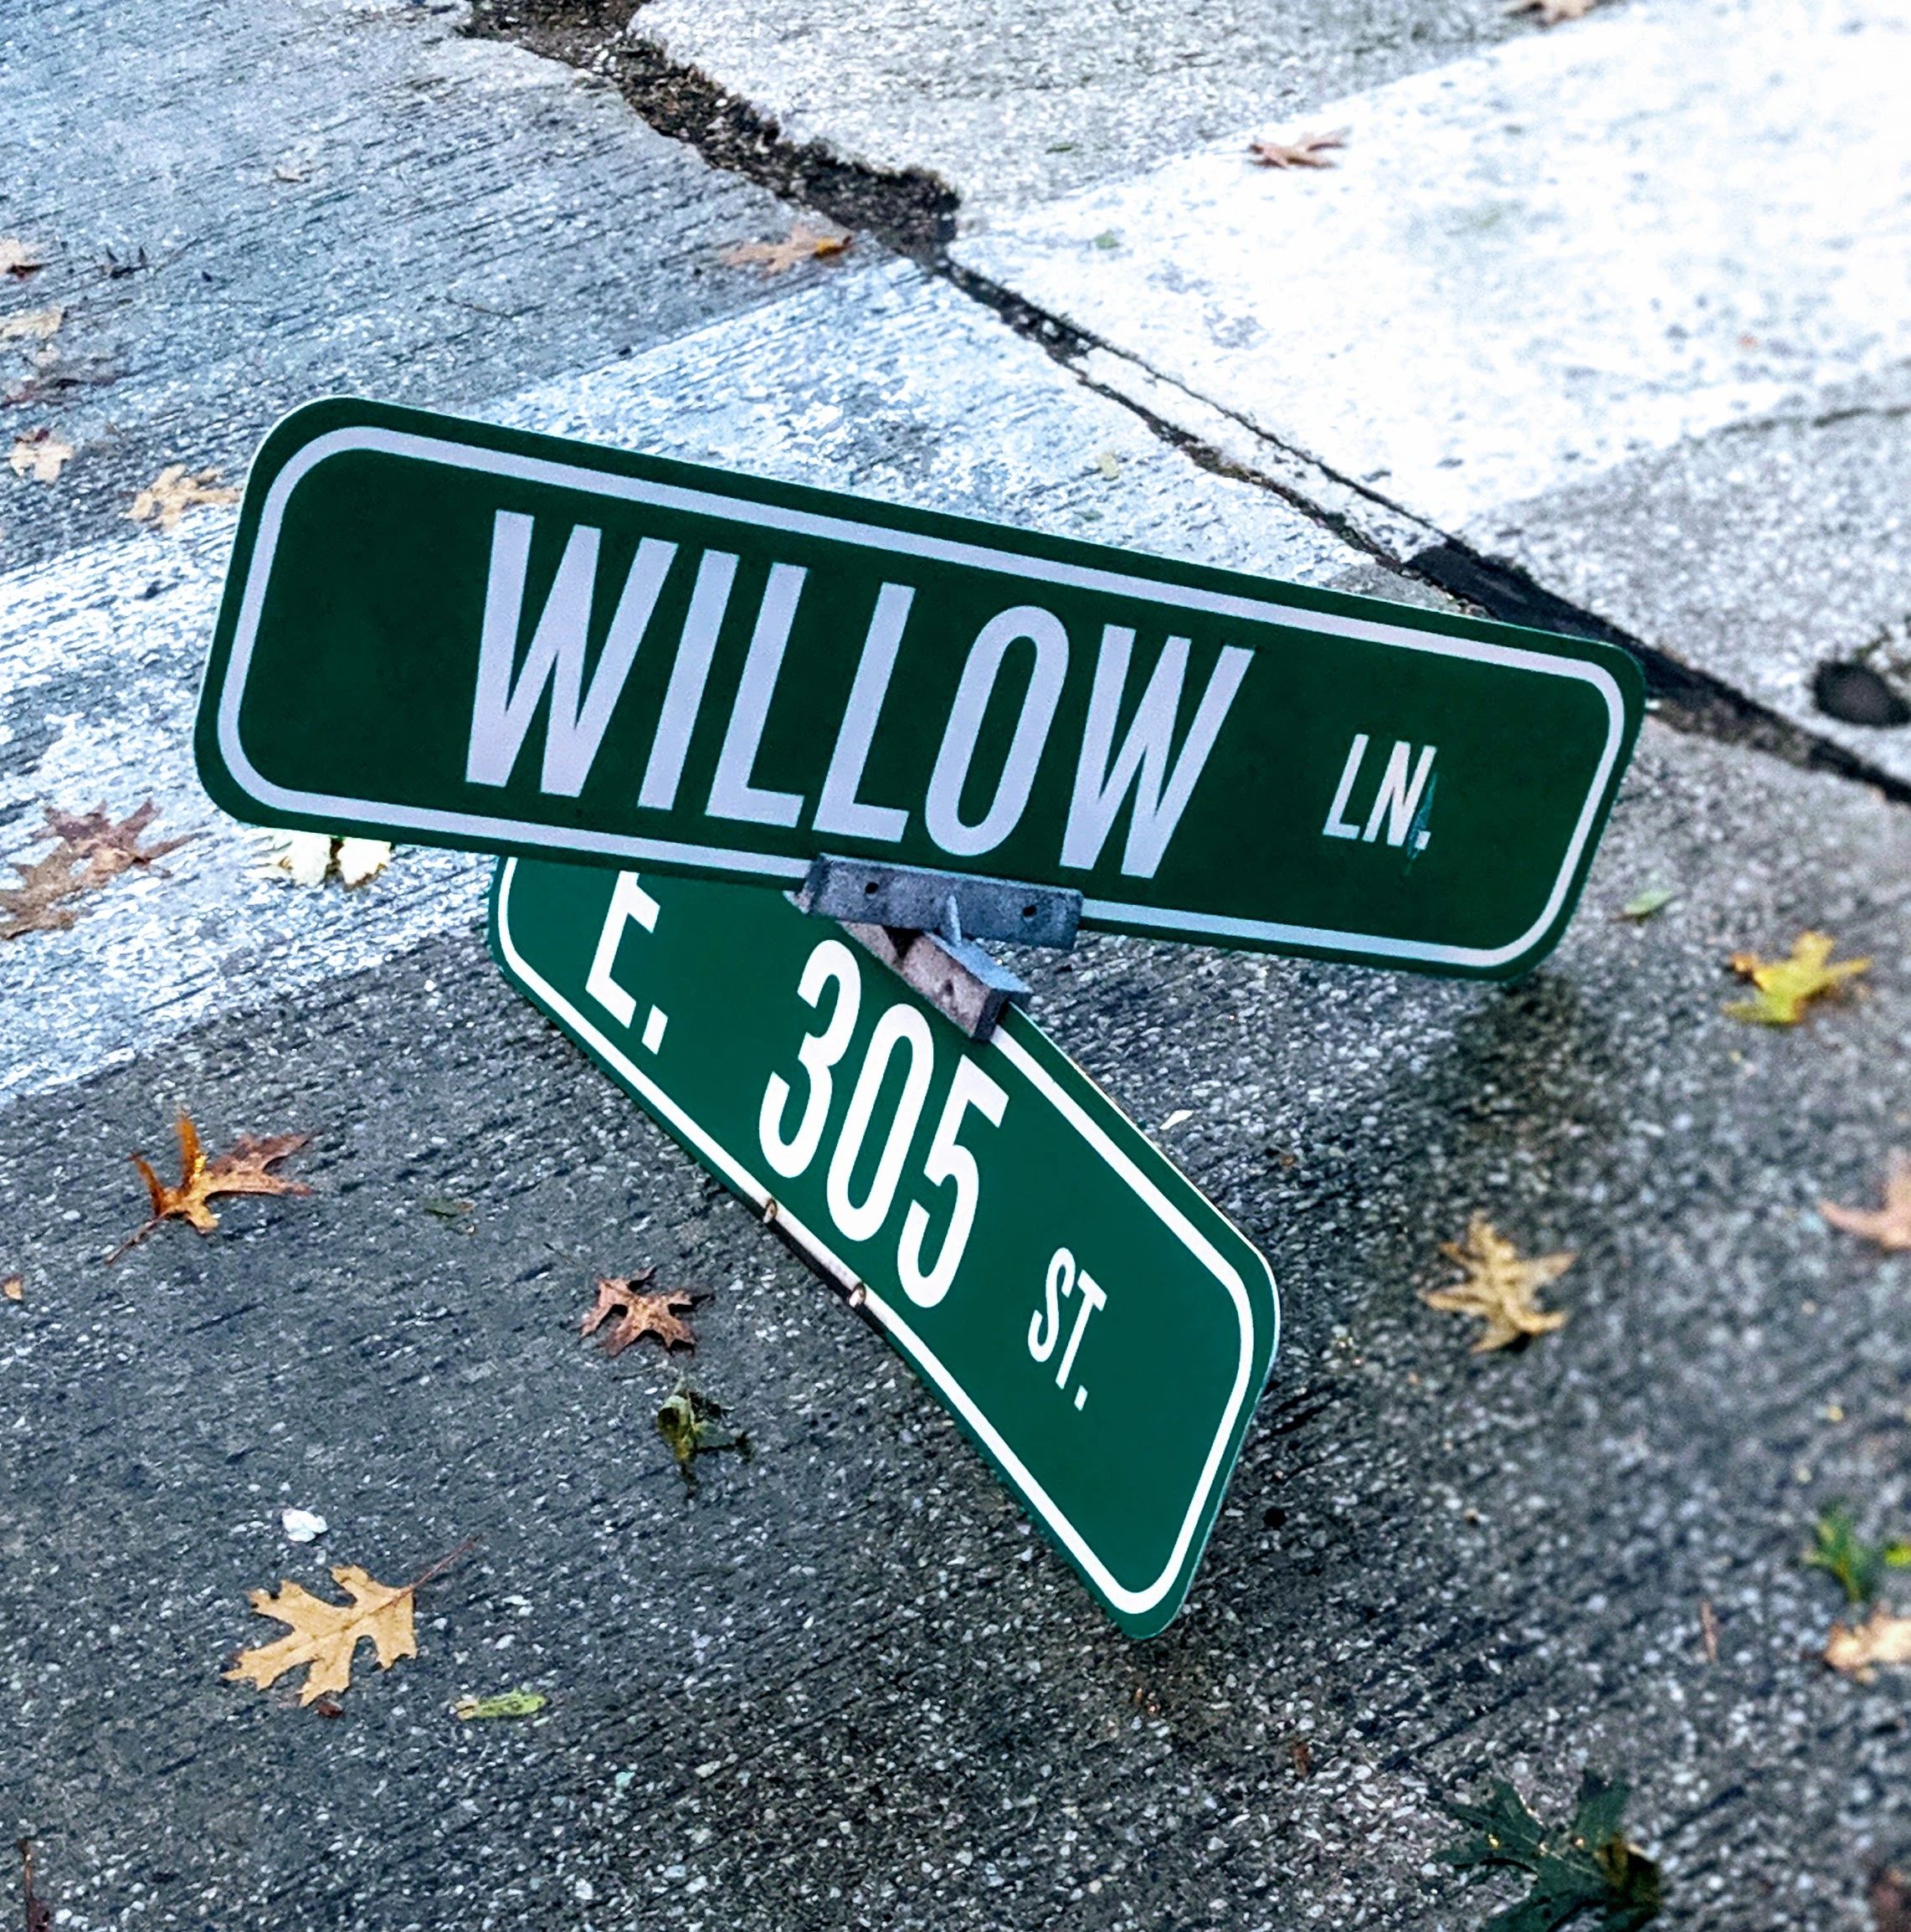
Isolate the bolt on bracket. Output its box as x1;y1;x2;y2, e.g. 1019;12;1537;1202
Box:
797;855;1080;1041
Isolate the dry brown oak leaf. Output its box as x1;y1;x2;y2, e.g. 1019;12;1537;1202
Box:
720;225;852;275
110;1113;312;1261
1725;930;1869;1025
8;428;73;483
1426;1215;1575;1353
0;800;191;940
581;1268;706;1357
225;1565;418;1706
0;239;47;280
1826;1603;1911;1683
1822;1151;1911;1252
1248;127;1348;169
128;463;239;532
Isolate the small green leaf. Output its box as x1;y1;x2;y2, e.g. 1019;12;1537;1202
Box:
657;1383;752;1482
453;1688;547;1721
1617;887;1674;922
1092;229;1122;251
1440;1772;1661;1931
1804;1503;1911;1606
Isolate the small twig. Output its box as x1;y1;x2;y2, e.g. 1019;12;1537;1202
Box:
1698;1598;1719;1664
408;1535;481;1595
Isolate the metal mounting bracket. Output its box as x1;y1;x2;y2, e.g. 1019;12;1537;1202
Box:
795;855;1081;950
796;856;1081;1041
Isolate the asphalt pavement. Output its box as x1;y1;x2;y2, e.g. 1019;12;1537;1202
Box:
3;0;1910;1927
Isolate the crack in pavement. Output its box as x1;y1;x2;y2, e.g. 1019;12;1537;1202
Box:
465;0;1911;811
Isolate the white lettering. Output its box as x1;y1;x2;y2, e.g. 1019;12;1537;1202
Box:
584;871;660;1030
1363;741;1437;847
465;511;676;796
924;604;1069;858
813;582;914;844
707;563;808;828
638;549;737;811
1062;628;1251;877
1321;732;1369;840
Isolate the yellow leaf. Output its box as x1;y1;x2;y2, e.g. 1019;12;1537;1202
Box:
127;463;240;532
8;429;74;483
1724;930;1869;1025
225;1565;418;1706
0;306;63;343
1825;1602;1911;1683
1425;1215;1575;1354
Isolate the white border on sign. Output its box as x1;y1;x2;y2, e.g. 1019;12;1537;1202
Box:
492;857;1275;1619
216;424;1629;969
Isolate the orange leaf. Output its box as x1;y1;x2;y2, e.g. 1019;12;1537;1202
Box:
580;1269;706;1357
110;1113;312;1261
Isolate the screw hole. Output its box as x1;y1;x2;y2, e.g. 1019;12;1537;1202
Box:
863;879;880;894
1022;903;1037;918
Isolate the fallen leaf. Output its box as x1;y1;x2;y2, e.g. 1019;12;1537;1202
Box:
656;1383;750;1480
421;1196;474;1220
1826;1602;1911;1683
1426;1216;1574;1353
109;1112;312;1261
8;428;74;482
3;1276;20;1303
0;240;46;280
254;829;393;887
273;159;310;183
127;463;240;532
1872;1864;1911;1932
1;800;192;940
719;224;852;275
18;1839;50;1932
1822;1151;1911;1252
1248;127;1349;169
0;307;63;344
1439;1771;1662;1930
581;1268;706;1357
1506;0;1597;21
1094;448;1122;480
454;1687;547;1720
1617;886;1675;922
1724;931;1869;1025
1803;1503;1911;1606
1288;1738;1313;1780
224;1565;418;1706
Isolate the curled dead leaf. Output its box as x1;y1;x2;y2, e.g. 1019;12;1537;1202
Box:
1248;127;1348;169
720;224;852;275
1426;1216;1574;1353
1;800;191;940
581;1269;707;1357
3;1275;21;1303
109;1112;313;1261
1822;1151;1911;1252
128;463;240;532
1826;1603;1911;1683
8;429;74;483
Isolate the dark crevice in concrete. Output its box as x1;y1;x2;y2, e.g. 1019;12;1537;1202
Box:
468;0;1911;809
463;0;958;254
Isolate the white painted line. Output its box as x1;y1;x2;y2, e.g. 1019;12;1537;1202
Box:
641;1005;668;1053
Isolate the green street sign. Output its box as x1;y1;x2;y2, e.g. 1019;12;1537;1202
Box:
199;398;1642;979
489;855;1279;1637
